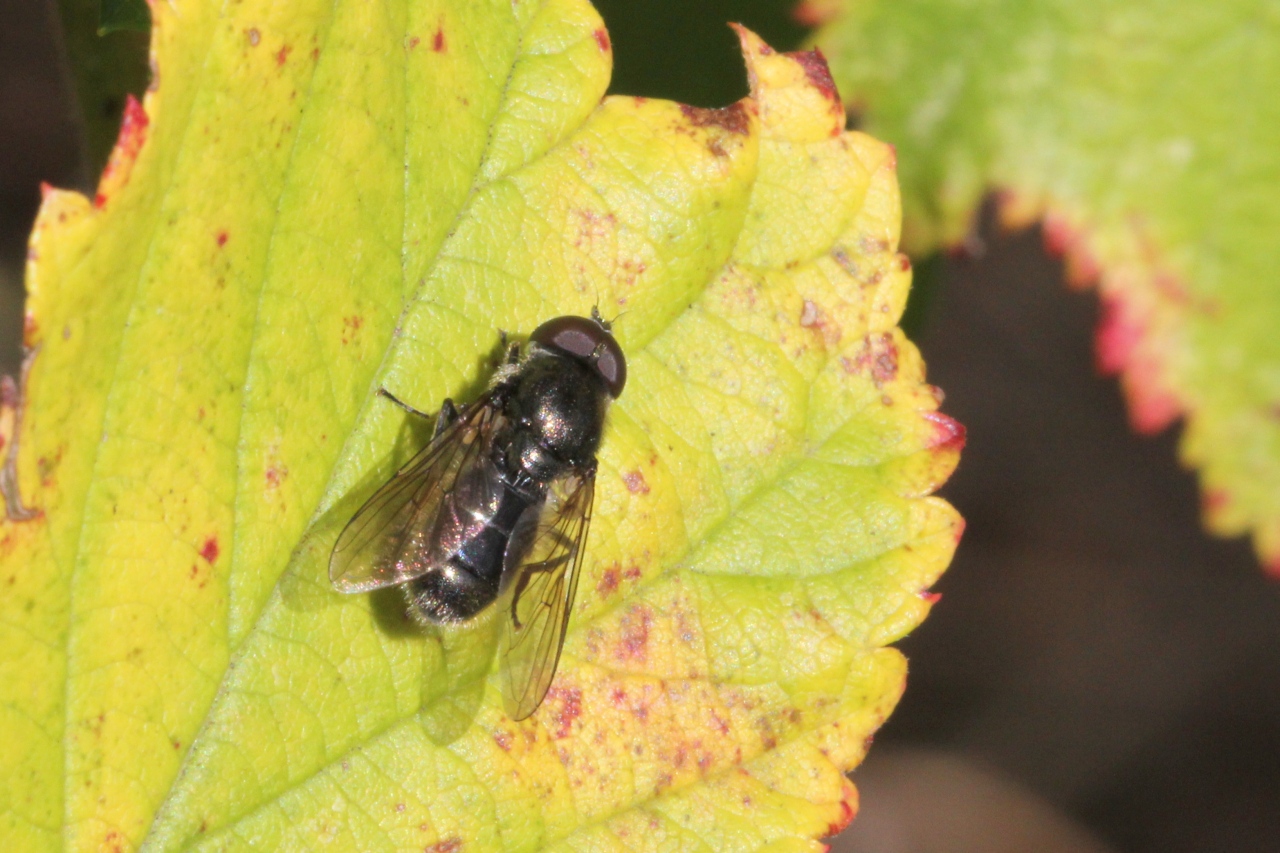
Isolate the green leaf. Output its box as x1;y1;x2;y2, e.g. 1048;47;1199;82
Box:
1;4;961;851
809;0;1280;570
99;0;151;34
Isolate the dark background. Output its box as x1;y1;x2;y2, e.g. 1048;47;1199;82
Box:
3;1;1278;850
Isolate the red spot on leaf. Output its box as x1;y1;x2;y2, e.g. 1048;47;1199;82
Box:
1264;554;1280;579
920;591;942;606
1095;295;1181;433
845;334;899;387
593;28;610;52
425;839;461;853
1202;488;1231;519
432;28;446;52
492;729;512;751
1124;366;1181;435
623;470;649;494
921;411;966;452
1042;210;1074;257
200;537;220;564
265;466;287;488
94;95;149;209
597;565;620;597
216;230;228;247
1095;296;1139;376
615;605;652;663
22;313;38;349
276;44;292;66
104;831;125;853
547;686;582;739
826;795;857;837
408;36;420;49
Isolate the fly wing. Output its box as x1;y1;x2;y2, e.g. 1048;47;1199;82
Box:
329;398;498;593
499;469;595;720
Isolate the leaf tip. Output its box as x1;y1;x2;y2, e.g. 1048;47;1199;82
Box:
731;24;846;139
922;410;967;453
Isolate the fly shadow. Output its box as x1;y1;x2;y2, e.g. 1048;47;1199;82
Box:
276;334;518;744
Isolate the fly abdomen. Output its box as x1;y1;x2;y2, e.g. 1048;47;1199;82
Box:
404;479;538;623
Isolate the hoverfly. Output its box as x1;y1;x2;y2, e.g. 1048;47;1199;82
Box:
329;312;626;720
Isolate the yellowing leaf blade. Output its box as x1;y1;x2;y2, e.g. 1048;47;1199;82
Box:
1;5;961;852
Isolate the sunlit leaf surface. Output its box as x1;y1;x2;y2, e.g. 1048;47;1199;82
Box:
1;3;961;850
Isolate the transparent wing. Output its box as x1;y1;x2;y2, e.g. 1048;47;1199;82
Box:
329;398;498;593
500;469;595;720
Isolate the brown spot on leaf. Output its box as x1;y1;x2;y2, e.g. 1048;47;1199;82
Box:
492;729;512;751
791;47;838;102
246;28;260;46
265;466;287;488
680;101;750;136
408;36;420;49
432;28;446;52
341;315;363;345
276;44;292;66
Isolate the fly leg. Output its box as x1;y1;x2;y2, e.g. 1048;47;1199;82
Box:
378;388;460;439
1;345;41;522
432;399;458;439
377;387;433;419
498;329;520;365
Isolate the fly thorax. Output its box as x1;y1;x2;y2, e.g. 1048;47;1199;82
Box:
508;352;607;476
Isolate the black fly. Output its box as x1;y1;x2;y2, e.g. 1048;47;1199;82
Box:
330;312;626;720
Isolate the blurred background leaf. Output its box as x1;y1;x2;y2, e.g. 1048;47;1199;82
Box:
810;0;1280;573
98;0;150;34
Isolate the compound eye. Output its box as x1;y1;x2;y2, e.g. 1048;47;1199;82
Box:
530;315;627;397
